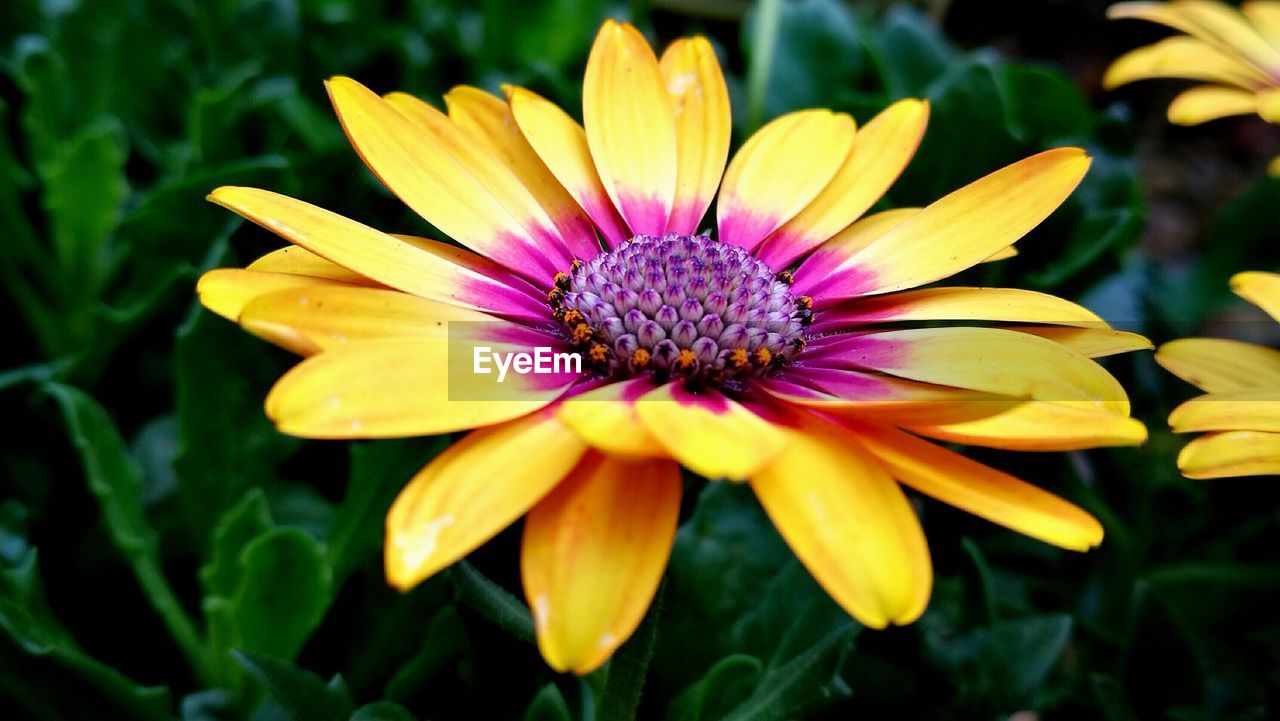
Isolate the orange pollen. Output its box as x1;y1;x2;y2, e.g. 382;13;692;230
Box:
752;348;773;366
796;295;813;310
589;343;610;363
560;308;585;326
631;348;651;369
727;348;750;368
572;323;594;344
674;349;698;371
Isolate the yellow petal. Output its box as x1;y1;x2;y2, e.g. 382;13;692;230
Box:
247;246;374;284
522;454;680;674
757;99;929;268
385;412;588;590
208;187;548;322
717;110;856;250
264;337;573;438
851;421;1104;550
1009;326;1155;358
383;90;579;263
983;245;1019;263
239;284;496;356
839;287;1108;327
443;85;602;261
556;379;666;458
1243;1;1280;39
660;36;731;235
1168;85;1260;124
1156;337;1280;392
196;268;354;322
750;418;931;628
1178;429;1280;478
1169;0;1280;69
634;383;788;479
1108;2;1280;74
326;76;562;278
1168;389;1280;432
1103;37;1264;90
1230;270;1280;322
908;400;1148;451
850;327;1131;414
583;20;678;235
1258;87;1280;121
508;85;631;245
820;148;1091;298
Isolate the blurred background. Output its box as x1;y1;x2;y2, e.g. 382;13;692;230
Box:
1;0;1278;719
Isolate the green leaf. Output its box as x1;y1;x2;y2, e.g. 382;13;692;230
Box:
45;383;151;557
231;529;332;660
653;482;791;689
40;117;129;303
350;701;419;721
1091;674;1140;721
46;382;209;679
383;605;466;702
201;489;332;695
234;649;353;721
868;5;953;96
201;491;274;605
718;563;855;721
524;683;572;721
0;503;171;721
924;612;1074;710
998;64;1093;145
743;0;864;124
173;293;299;546
666;655;762;721
483;0;607;74
328;437;449;586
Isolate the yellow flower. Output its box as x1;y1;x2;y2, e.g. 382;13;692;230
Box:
1159;271;1280;478
1105;1;1280;174
198;20;1148;674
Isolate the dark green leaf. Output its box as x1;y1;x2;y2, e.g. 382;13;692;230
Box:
666;655;762;721
524;683;572;721
350;701;419;721
328;437;449;586
234;649;354;721
0;504;171;721
40;117;128;301
174;295;298;546
743;0;863;123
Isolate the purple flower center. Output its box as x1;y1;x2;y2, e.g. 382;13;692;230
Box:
549;233;811;389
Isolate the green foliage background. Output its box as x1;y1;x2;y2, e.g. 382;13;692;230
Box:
1;0;1278;719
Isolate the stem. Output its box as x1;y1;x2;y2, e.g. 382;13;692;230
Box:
132;554;213;684
745;0;783;132
450;561;535;643
598;584;663;721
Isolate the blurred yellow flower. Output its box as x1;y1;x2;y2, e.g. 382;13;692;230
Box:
198;20;1148;673
1106;1;1280;174
1159;271;1280;478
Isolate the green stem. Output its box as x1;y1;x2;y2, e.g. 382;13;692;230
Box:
133;554;214;685
450;561;535;643
598;584;663;721
745;0;783;132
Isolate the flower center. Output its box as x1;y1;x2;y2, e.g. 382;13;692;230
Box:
548;233;811;389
